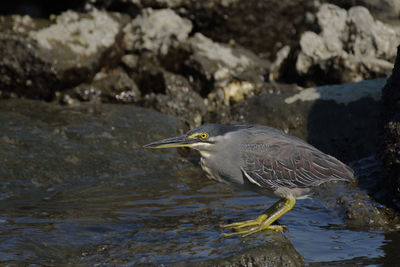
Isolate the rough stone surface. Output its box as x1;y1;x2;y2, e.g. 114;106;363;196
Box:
176;236;305;267
61;68;141;104
86;0;316;59
188;33;269;80
122;8;192;55
348;0;400;19
232;79;384;162
186;33;268;111
294;4;399;85
0;10;129;99
285;78;385;105
143;71;207;128
381;46;400;210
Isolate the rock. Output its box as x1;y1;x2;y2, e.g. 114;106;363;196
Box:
175;235;305;267
269;45;291;81
381;46;400;211
85;0;190;9
85;0;316;59
293;4;399;85
186;33;268;115
344;193;398;230
351;0;400;20
122;8;192;55
232;78;386;162
61;68;141;104
0;98;303;266
0;10;129;99
143;71;207;128
188;33;269;81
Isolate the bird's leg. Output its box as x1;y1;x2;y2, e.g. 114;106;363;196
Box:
224;196;296;237
220;198;286;230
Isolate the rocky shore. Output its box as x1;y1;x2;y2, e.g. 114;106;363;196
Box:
1;0;400;265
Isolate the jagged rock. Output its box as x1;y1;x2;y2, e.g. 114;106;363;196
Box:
188;33;268;80
381;46;400;211
294;4;399;84
122;8;192;55
61;68;141;104
351;0;400;19
269;45;291;81
143;71;207;127
185;33;268;116
0;10;129;99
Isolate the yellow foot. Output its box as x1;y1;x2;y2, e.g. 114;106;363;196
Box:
220;214;268;230
223;224;287;238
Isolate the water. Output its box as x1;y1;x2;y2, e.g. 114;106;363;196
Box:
0;99;399;266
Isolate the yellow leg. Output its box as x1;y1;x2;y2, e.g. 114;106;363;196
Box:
220;198;286;229
223;195;296;237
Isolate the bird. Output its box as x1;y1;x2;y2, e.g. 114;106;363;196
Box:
144;124;355;237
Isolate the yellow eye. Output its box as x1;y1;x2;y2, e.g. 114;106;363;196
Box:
199;133;208;140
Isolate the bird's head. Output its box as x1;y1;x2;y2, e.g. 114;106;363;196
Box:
143;124;248;151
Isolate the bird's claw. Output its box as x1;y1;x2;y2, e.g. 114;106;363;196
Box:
222;224;286;237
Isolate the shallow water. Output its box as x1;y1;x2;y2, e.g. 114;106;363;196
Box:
0;99;399;265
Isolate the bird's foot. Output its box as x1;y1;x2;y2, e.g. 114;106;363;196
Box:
223;224;287;238
220;214;269;230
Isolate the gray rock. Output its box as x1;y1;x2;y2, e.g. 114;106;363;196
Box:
0;98;304;265
62;68;141;104
0;10;129;99
144;71;207;127
356;0;400;19
123;8;192;55
232;78;385;162
188;33;269;81
269;45;291;81
295;4;399;84
175;235;305;266
187;33;268;112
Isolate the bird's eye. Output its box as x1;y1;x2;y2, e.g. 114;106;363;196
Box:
199;133;208;140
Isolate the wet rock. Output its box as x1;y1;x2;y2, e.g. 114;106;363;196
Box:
381;46;400;211
0;10;129;99
232;78;386;162
61;68;141;104
0;98;305;265
176;235;305;267
344;193;398;230
0;98;182;186
143;71;207;128
122;8;192;55
292;4;399;85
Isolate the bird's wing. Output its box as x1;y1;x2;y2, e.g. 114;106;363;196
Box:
241;134;354;190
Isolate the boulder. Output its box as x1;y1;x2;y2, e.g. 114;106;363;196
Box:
143;71;207;128
122;8;192;55
0;10;129;99
381;46;400;210
294;4;399;85
60;68;141;104
232;78;386;162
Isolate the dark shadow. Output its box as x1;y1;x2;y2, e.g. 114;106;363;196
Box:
306;97;380;163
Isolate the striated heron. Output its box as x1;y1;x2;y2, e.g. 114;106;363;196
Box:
144;124;355;237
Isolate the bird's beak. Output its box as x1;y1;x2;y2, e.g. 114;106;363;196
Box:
143;134;196;148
